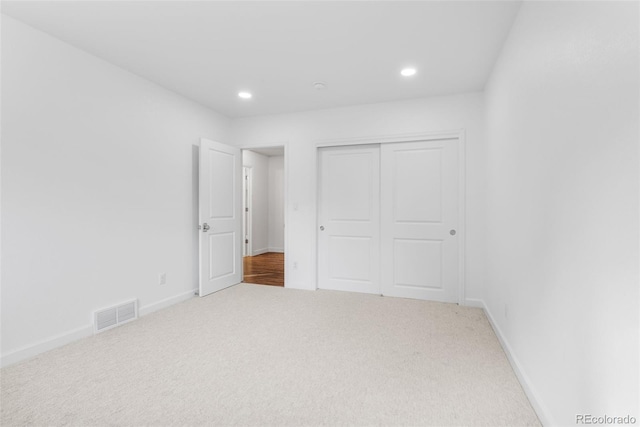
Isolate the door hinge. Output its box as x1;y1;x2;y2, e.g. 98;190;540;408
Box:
245;239;249;244
245;207;249;212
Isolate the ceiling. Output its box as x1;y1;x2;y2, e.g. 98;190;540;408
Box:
246;146;285;157
2;1;521;118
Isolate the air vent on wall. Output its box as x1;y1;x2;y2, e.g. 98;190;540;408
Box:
94;299;138;333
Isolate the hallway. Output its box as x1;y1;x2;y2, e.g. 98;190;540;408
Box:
243;252;284;287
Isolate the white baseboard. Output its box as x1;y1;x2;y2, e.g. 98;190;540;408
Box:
268;247;284;253
251;248;268;256
463;298;485;308
476;299;554;426
1;289;197;368
138;289;197;317
1;324;93;368
285;281;315;291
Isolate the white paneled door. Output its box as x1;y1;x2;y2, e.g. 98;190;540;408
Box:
318;145;381;294
381;140;459;303
199;138;242;297
317;139;460;303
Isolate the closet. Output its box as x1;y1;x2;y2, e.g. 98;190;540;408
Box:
317;138;460;303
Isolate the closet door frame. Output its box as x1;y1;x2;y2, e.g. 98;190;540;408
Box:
312;130;467;304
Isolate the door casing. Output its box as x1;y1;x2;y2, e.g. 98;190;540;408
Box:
242;167;252;257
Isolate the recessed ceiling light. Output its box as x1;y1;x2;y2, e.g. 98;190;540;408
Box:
313;81;327;90
401;68;417;77
238;91;252;99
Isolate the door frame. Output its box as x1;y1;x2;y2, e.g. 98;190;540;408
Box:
238;142;289;288
312;130;467;304
242;166;253;257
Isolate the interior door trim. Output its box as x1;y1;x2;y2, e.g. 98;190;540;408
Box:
312;129;467;305
314;130;461;148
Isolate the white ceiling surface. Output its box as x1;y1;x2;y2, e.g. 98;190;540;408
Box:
2;1;521;118
246;146;285;157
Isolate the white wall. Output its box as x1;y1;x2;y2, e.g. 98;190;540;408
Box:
7;8;635;423
484;2;639;425
230;93;485;297
242;150;269;255
268;155;285;252
1;16;230;365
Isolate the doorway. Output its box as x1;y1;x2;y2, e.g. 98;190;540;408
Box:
242;147;285;287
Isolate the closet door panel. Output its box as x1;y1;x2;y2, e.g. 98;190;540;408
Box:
381;140;459;303
318;145;381;294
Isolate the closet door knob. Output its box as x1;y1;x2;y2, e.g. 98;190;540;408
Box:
319;226;325;231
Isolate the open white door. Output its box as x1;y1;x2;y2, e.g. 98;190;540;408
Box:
199;138;242;297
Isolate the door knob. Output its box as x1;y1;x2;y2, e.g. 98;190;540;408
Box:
319;226;325;231
202;223;210;232
450;229;456;236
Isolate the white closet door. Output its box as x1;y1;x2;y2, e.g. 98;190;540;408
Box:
381;139;459;303
318;145;380;294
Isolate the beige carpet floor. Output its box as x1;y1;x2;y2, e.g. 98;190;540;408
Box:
1;284;540;426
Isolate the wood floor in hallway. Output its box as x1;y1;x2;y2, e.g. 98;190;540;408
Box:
243;252;284;287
